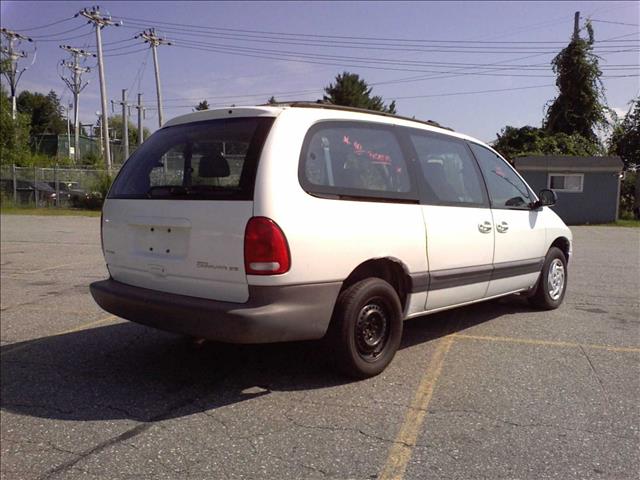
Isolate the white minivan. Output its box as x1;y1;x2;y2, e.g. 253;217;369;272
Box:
91;103;571;378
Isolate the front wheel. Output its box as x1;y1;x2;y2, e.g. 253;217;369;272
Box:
528;247;568;310
326;278;403;379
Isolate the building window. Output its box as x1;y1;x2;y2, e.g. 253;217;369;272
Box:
548;173;583;192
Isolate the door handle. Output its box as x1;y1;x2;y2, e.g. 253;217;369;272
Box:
478;221;492;234
496;221;509;233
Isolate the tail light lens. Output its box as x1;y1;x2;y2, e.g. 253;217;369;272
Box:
244;217;291;275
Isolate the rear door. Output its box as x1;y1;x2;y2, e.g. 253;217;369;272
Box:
405;129;494;311
103;116;274;303
468;142;546;297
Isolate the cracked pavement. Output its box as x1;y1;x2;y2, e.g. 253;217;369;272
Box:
1;215;639;479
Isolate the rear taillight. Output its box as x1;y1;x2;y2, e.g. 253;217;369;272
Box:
244;217;291;275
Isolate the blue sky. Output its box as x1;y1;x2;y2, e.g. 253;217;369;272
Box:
1;1;638;142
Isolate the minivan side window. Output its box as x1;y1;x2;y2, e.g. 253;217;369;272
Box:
299;122;415;200
408;131;487;207
468;142;532;209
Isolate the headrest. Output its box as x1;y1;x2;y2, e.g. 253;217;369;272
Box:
198;152;230;178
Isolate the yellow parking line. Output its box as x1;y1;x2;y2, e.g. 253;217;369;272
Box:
379;335;455;480
452;333;640;353
0;315;117;356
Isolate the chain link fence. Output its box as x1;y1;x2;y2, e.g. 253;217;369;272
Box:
0;164;120;208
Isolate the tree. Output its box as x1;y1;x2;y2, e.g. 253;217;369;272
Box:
195;100;209;111
493;125;602;161
609;98;640;169
322;72;397;114
16;90;66;136
609;98;640;218
544;21;608;142
0;85;31;165
267;96;278;105
107;115;150;149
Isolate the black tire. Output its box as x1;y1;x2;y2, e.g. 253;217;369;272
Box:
528;247;568;310
325;278;403;379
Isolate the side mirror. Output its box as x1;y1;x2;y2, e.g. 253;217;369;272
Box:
534;188;557;208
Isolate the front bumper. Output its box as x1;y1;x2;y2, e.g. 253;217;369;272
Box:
90;278;342;343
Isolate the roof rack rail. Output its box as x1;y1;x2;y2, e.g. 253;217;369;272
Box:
260;100;453;131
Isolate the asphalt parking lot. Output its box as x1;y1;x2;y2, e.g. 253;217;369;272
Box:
1;214;639;480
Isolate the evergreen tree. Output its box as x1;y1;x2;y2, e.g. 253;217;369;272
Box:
16;90;66;136
323;72;397;114
195;100;210;111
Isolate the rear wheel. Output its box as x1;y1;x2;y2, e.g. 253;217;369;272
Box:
326;278;402;379
528;247;567;310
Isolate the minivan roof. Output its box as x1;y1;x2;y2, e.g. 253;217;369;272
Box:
261;101;454;132
163;103;453;133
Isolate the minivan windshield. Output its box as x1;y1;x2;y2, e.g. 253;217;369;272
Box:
108;116;274;200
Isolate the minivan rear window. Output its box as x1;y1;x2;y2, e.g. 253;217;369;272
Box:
108;117;274;200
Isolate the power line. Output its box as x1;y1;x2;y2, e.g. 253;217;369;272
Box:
117;14;638;45
32;30;93;43
170;37;638;71
171;41;637;79
119;20;638;54
591;19;640;28
104;46;150;56
30;24;89;39
393;84;555;100
102;37;138;46
6;16;75;32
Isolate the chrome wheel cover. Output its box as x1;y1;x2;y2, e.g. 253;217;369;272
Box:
547;258;565;301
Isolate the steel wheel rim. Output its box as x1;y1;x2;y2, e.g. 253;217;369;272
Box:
355;300;390;361
547;258;565;301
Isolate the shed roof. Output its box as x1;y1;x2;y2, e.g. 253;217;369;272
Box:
513;155;623;172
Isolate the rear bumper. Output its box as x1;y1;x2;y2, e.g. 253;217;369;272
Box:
90;278;342;343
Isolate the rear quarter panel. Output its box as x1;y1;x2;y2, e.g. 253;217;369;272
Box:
251;109;428;286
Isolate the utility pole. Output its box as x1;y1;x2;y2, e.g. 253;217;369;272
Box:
59;45;94;163
78;7;121;169
133;93;146;145
111;89;131;160
573;11;580;41
0;28;33;120
136;29;171;128
66;103;72;158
